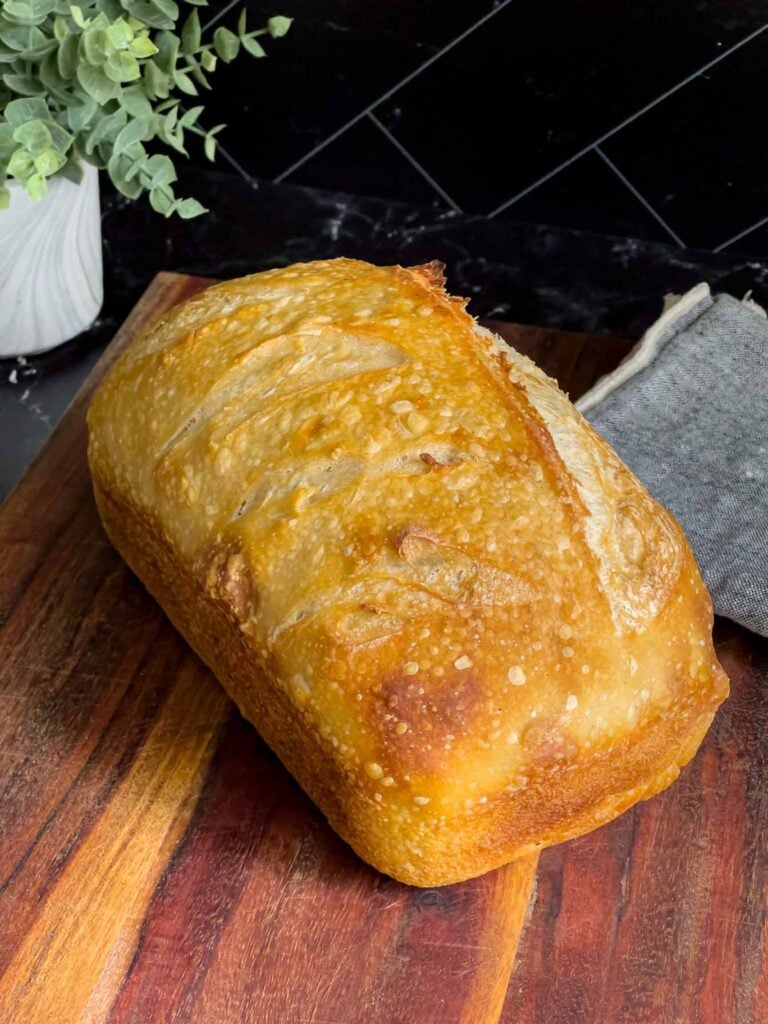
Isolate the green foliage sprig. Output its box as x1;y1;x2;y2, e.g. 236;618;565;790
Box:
0;0;290;216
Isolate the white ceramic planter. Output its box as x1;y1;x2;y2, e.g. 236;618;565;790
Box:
0;162;103;357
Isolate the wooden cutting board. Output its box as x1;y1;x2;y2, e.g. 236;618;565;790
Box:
0;273;764;1024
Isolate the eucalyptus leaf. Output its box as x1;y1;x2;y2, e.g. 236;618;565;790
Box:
187;57;208;88
143;150;175;186
175;195;205;218
34;145;66;174
148;0;176;23
172;67;196;94
241;34;264;58
2;71;44;93
57;153;83;182
113;113;148;153
212;24;237;61
0;121;15;156
0;21;47;51
121;83;152;117
3;3;35;24
77;59;119;101
104;47;140;80
7;146;34;175
12;117;52;153
178;103;201;127
148;182;172;213
39;51;70;101
20;37;58;59
130;33;155;56
105;18;131;49
157;117;184;153
5;0;56;27
66;96;98;132
4;94;49;124
267;15;290;37
123;0;173;30
26;169;46;198
107;148;142;196
152;27;177;72
70;134;87;160
123;151;145;178
44;118;73;151
99;0;123;21
143;58;169;98
56;31;78;75
180;7;198;56
94;137;112;165
82;25;107;63
84;104;125;150
203;120;222;161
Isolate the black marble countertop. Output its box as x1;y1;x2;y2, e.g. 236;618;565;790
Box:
2;167;767;502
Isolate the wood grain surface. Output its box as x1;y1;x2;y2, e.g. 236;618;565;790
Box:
0;274;539;1024
500;618;768;1024
0;272;763;1024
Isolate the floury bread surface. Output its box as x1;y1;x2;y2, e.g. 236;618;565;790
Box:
87;259;728;886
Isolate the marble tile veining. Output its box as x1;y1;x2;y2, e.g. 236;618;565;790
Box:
1;170;767;501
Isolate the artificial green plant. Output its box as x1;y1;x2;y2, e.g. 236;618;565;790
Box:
0;0;290;216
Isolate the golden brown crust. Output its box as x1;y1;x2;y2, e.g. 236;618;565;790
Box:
87;258;729;886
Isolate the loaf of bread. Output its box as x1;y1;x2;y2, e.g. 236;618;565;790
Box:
87;258;728;886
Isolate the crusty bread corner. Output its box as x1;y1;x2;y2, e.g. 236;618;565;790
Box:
87;258;729;887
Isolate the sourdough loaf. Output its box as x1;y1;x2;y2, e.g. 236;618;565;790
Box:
87;259;728;886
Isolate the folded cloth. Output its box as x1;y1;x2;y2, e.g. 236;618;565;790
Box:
578;283;768;638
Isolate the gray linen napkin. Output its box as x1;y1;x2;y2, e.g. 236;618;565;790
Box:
578;283;768;638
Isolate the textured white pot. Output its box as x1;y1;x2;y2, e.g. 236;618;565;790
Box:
0;162;103;357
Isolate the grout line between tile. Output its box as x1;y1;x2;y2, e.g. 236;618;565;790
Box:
713;213;768;253
488;21;768;218
216;142;259;185
274;0;518;182
202;0;241;33
367;113;463;212
594;147;685;246
488;147;590;215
